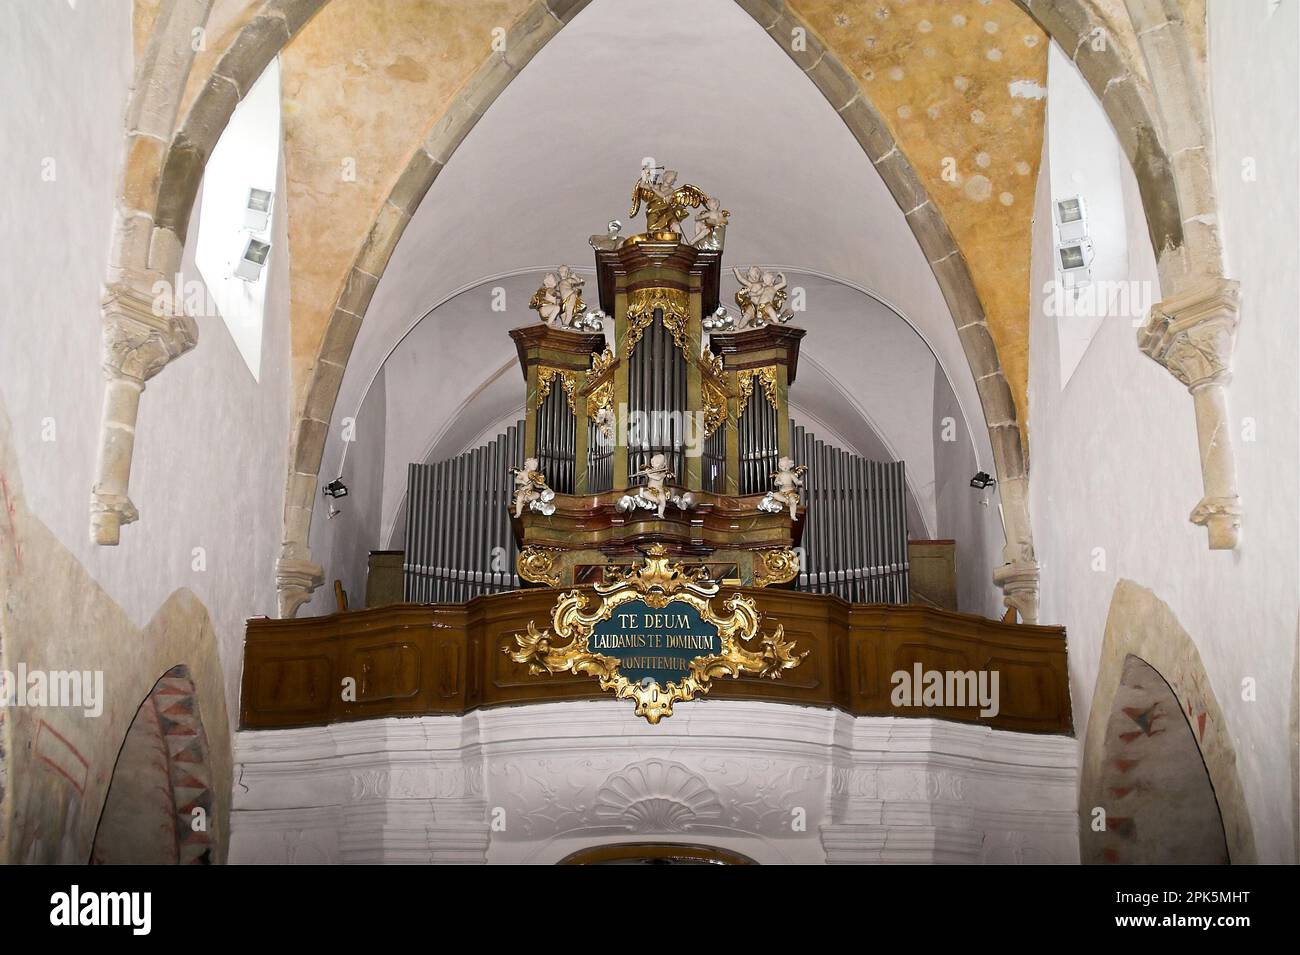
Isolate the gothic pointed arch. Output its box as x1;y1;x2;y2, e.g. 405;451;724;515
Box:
1079;579;1255;863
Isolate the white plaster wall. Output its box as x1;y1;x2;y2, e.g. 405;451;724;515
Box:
933;369;1005;618
229;702;1080;865
0;2;290;733
1029;0;1300;861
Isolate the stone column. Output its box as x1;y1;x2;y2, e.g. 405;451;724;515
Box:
991;471;1039;625
276;554;325;618
90;275;197;545
1138;279;1242;549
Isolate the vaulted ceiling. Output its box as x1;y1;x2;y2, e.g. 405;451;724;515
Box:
248;0;1052;447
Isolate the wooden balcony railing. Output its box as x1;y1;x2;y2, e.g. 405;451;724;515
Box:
241;588;1071;735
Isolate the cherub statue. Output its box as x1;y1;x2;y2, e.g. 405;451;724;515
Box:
692;196;730;249
733;266;794;328
634;452;674;519
759;456;807;519
555;265;587;327
629;166;709;237
615;452;695;519
529;273;563;328
510;458;556;517
531;266;597;330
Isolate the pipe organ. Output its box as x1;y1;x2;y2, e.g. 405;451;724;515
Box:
402;422;524;602
400;165;911;603
791;423;909;602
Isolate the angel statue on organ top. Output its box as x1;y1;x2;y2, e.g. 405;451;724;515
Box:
510;458;556;517
692;196;730;249
529;273;563;327
628;162;710;237
733;266;794;328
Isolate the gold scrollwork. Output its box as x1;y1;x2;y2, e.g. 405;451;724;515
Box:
589;347;615;376
625;287;690;356
517;546;564;587
536;366;579;414
752;547;800;588
736;366;779;416
701;376;727;437
700;348;724;379
584;348;616;432
507;544;805;724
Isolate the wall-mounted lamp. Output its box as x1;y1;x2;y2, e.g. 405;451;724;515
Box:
245;187;274;232
970;471;997;491
1053;195;1088;241
323;479;349;499
234;237;271;282
1056;238;1095;288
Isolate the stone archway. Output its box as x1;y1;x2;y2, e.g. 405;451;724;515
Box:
90;665;216;864
1087;654;1228;863
1079;579;1255;863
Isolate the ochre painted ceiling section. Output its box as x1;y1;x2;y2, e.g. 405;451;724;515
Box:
279;0;532;404
789;0;1046;435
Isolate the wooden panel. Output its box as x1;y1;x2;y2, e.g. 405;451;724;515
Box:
241;589;1071;734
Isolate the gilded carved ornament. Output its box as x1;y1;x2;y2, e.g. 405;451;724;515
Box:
517;546;564;587
736;366;780;414
507;545;805;724
752;548;800;588
536;366;580;415
584;348;616;433
625;287;690;356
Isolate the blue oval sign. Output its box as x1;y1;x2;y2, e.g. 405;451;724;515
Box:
589;599;721;687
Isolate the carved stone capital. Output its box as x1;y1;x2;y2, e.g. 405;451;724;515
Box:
1137;278;1240;391
277;557;324;618
993;559;1039;625
101;275;199;384
1137;277;1243;549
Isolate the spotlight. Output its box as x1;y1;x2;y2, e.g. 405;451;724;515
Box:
969;471;996;490
244;187;274;231
323;479;349;499
1053;195;1087;241
234;237;271;282
1056;238;1095;288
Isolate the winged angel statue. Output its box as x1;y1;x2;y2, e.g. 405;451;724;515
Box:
628;166;711;237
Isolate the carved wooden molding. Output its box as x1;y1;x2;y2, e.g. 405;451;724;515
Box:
1138;278;1242;548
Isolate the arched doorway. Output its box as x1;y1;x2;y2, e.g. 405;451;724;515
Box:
90;666;216;864
1088;655;1228;864
559;843;756;865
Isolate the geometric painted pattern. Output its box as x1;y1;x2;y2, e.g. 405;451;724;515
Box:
150;666;216;864
90;665;215;865
1091;655;1227;865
